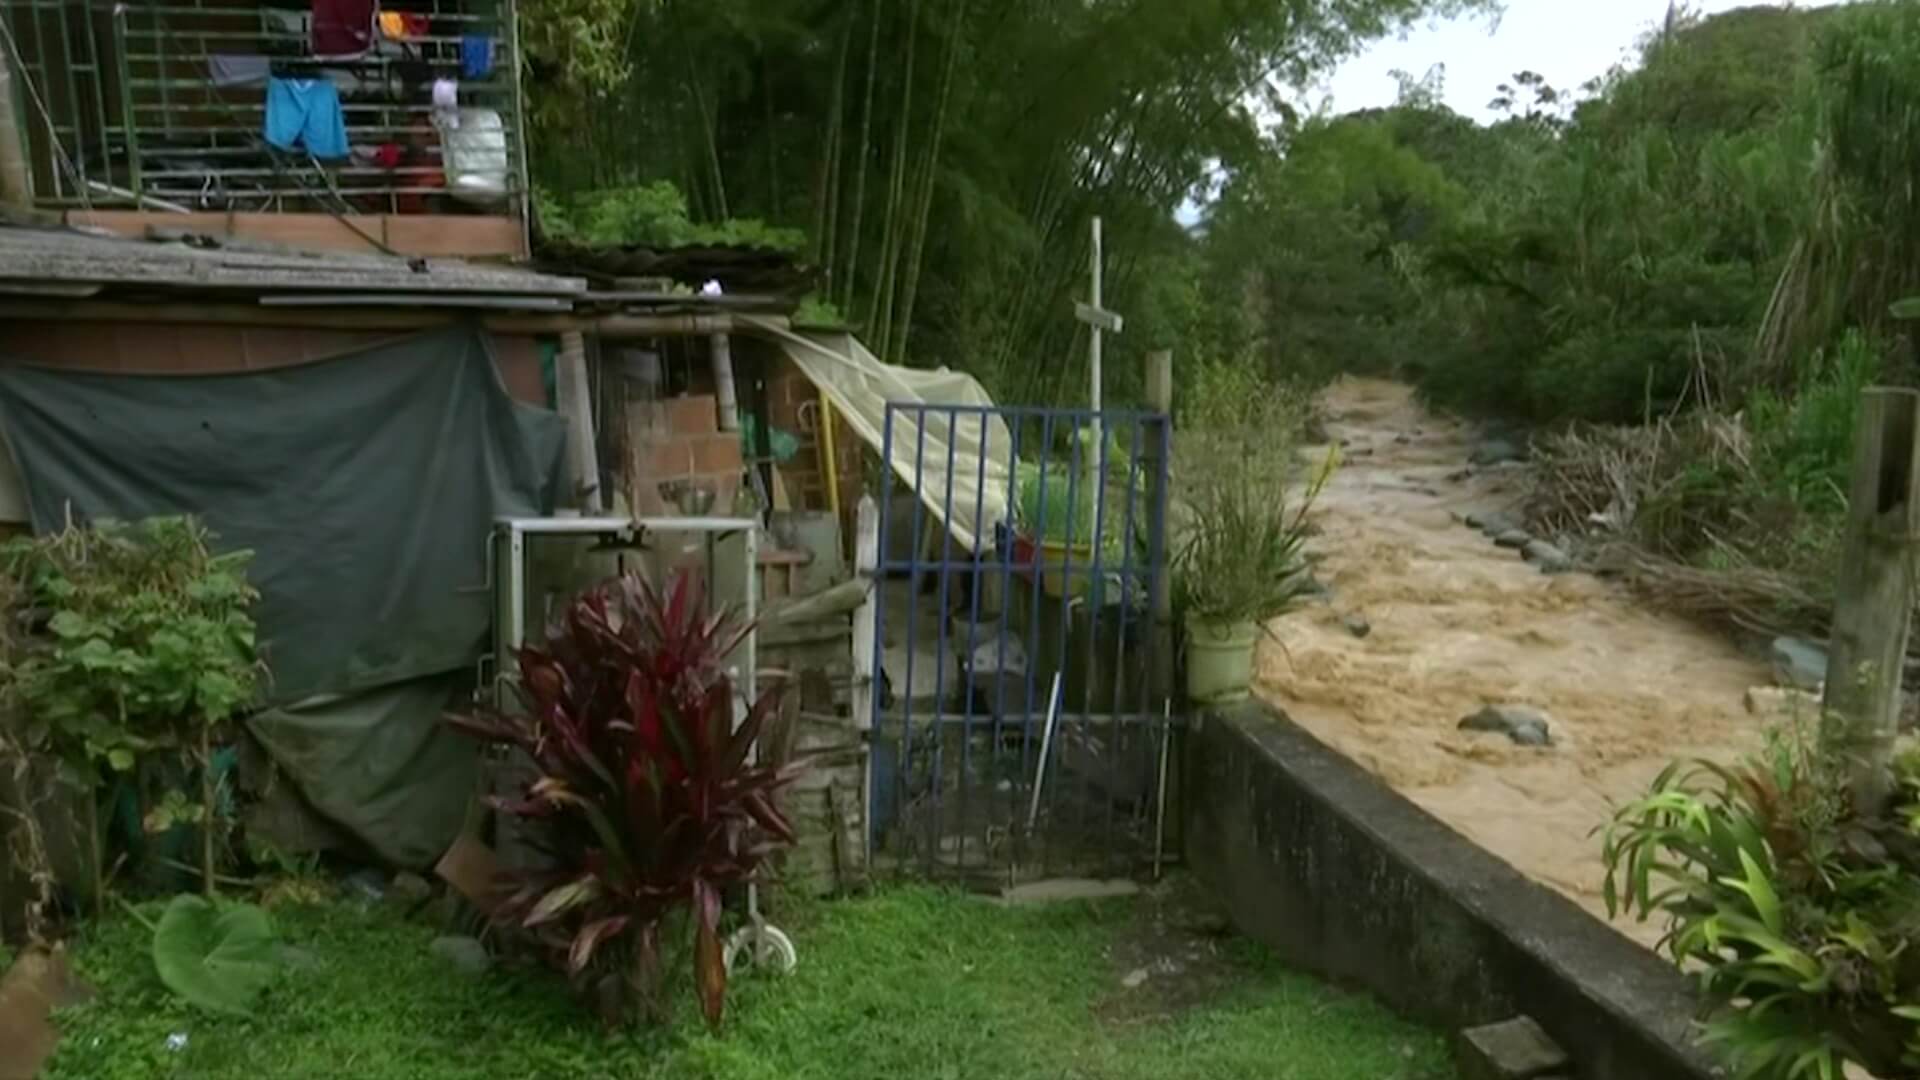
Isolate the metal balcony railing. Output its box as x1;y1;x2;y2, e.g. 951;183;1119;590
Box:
1;0;527;217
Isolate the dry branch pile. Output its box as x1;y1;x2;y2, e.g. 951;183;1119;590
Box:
1526;413;1856;651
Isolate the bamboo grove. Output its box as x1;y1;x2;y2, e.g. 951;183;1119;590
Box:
518;0;1484;403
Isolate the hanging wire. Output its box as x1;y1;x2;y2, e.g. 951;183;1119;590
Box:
0;9;92;211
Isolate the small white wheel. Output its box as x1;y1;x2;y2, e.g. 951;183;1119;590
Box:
724;923;798;975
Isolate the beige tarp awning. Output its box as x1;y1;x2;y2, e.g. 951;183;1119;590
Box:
745;317;1012;553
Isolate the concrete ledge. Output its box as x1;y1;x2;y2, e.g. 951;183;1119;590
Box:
1185;701;1721;1080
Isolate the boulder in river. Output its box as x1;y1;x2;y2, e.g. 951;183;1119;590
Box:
1770;636;1828;692
1458;705;1553;747
1470;438;1525;466
1522;539;1573;574
1471;511;1516;536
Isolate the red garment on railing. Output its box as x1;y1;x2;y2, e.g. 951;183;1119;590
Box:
312;0;375;55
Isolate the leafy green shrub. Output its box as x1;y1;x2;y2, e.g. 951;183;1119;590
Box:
449;570;799;1030
538;182;805;253
1746;330;1880;516
2;518;259;776
1602;724;1920;1078
0;517;261;901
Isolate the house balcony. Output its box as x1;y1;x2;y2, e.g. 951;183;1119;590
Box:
2;0;530;258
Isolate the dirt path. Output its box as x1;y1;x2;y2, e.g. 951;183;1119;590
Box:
1255;377;1772;949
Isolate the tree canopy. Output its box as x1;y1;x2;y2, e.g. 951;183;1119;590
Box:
518;0;1488;401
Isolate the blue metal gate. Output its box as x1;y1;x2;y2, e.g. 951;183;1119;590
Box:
870;403;1173;885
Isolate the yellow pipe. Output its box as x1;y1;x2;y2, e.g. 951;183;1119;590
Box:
818;391;843;523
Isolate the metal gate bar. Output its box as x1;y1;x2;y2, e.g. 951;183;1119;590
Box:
870;402;1171;884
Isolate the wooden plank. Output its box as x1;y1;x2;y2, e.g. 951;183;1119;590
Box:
1821;387;1920;810
761;577;867;626
1073;300;1124;334
63;210;527;259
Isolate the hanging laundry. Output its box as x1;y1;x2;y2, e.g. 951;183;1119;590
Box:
431;78;460;131
208;55;270;88
265;77;350;159
460;35;493;79
378;11;430;41
311;0;374;55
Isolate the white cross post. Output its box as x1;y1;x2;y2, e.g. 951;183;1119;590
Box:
1074;216;1124;454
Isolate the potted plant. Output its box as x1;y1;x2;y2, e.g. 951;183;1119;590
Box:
1173;446;1332;705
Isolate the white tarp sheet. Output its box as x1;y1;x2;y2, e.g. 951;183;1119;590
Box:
746;317;1012;552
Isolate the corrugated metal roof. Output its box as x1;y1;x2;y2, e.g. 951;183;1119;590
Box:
0;222;587;303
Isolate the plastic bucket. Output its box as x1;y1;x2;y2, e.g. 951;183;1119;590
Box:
1185;617;1259;704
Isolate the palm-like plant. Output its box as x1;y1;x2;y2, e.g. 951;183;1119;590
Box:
1602;730;1920;1079
450;570;800;1030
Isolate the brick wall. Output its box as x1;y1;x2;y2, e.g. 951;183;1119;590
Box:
623;354;864;532
764;357;864;534
626;392;744;516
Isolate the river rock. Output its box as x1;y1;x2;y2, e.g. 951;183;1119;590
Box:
1770;636;1828;692
430;936;492;977
1470;438;1524;466
1475;512;1520;537
1343;613;1372;639
1493;529;1532;549
1522;539;1573;574
1459;705;1553;747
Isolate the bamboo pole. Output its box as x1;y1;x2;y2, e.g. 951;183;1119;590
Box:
1820;387;1920;812
838;0;882;312
557;331;604;513
0;27;31;209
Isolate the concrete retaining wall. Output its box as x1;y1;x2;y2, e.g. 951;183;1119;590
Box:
1185;701;1721;1080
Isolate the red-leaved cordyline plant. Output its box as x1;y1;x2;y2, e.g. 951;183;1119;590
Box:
448;569;800;1030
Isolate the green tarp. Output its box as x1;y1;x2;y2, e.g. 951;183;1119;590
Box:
0;325;567;867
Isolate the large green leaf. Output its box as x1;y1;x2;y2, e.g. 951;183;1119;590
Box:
152;895;281;1016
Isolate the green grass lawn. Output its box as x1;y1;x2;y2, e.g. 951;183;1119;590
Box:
46;884;1454;1080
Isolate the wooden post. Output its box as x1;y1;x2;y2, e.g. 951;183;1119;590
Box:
555;331;603;513
1821;387;1920;812
849;495;879;860
710;333;741;432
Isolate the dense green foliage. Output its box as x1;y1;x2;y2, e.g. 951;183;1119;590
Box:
48;886;1453;1080
521;0;1488;400
1191;4;1856;420
1603;729;1920;1079
1;517;259;778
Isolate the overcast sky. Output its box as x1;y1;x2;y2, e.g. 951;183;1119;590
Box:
1317;1;1824;122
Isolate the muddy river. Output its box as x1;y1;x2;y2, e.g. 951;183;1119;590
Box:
1255;377;1774;949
